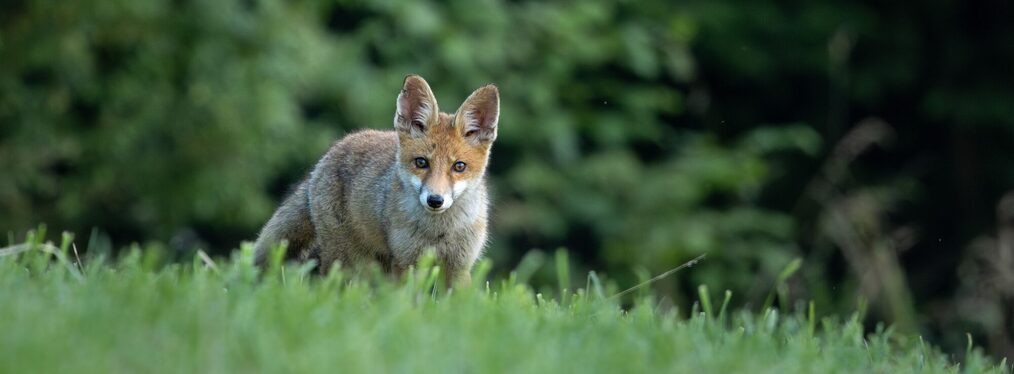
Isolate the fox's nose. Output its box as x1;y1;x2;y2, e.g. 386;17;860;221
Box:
426;195;444;209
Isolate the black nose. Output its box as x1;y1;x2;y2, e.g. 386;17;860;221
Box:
426;195;444;209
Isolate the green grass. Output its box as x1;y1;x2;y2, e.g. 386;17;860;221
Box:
0;233;1006;373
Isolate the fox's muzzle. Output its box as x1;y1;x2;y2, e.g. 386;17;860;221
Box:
419;187;452;213
426;195;444;209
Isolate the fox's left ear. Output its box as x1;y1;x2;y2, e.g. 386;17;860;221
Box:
455;84;499;145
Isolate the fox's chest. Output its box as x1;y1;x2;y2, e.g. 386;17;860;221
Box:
389;220;475;250
385;214;482;264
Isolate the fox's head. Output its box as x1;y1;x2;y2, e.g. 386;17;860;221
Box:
394;75;499;214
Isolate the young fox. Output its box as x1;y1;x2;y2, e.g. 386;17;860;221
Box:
253;75;499;285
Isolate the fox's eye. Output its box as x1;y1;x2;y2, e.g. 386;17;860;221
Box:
453;161;467;173
414;157;429;169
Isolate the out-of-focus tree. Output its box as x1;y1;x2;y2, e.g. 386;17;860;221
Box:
0;0;819;298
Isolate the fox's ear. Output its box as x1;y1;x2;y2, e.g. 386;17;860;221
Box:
455;84;499;145
395;75;439;137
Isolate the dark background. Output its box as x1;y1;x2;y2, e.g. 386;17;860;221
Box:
3;0;1013;357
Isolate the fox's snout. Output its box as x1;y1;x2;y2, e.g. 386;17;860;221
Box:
419;184;453;212
426;194;444;209
413;176;470;213
422;189;450;212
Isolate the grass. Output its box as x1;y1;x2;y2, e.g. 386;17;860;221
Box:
0;231;1007;373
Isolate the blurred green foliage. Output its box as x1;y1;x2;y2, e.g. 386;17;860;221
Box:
2;0;1014;357
0;0;819;294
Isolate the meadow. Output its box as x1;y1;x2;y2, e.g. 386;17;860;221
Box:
0;230;1006;374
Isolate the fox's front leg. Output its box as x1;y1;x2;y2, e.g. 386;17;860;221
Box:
441;266;471;288
441;249;477;288
443;221;487;288
446;271;472;288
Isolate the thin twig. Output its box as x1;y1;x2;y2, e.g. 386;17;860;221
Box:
72;243;83;271
197;250;220;273
611;253;707;299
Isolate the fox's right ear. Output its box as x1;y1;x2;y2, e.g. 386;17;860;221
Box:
395;75;439;137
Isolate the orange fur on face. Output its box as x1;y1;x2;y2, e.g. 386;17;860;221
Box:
399;113;490;196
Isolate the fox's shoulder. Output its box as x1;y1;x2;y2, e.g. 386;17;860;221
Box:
329;129;398;156
334;129;397;148
319;129;399;178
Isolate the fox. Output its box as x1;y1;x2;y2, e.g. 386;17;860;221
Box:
252;75;499;286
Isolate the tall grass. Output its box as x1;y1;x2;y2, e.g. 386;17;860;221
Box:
0;231;1006;373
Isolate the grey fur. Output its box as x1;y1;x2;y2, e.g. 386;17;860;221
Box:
253;130;490;284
